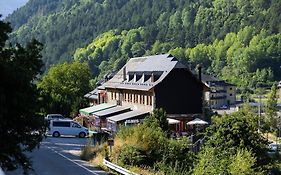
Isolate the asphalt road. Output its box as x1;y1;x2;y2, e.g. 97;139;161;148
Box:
5;136;109;175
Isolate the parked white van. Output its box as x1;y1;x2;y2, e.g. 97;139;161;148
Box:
48;120;89;138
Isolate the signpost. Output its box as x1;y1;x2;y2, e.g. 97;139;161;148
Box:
108;139;114;155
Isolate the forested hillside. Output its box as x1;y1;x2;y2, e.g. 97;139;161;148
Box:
6;0;281;88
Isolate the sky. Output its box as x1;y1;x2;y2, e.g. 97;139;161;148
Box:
0;0;29;18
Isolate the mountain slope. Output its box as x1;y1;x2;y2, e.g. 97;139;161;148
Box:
6;0;280;70
74;26;281;88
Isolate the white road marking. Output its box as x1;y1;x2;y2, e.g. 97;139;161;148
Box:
46;146;100;175
54;143;85;147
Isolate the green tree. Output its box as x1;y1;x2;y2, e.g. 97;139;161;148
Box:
193;110;270;174
144;108;169;133
38;61;91;117
204;111;269;166
193;147;257;175
265;84;278;133
229;149;256;175
193;147;227;175
131;42;145;57
0;18;45;174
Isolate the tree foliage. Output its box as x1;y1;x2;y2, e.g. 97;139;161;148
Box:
194;110;270;174
0;18;45;174
265;84;279;133
193;147;257;175
37;61;91;117
144;108;169;133
5;0;281;88
205;111;268;164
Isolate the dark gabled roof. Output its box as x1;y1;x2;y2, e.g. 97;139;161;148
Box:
84;88;98;99
201;74;235;87
103;54;196;91
201;74;220;82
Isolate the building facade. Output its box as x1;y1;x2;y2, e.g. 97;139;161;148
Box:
81;54;207;132
202;75;236;109
102;54;207;131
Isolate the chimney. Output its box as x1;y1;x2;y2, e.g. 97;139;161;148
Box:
151;72;154;82
197;64;202;82
123;67;126;81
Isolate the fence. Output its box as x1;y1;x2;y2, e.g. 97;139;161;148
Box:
103;159;138;175
189;138;204;153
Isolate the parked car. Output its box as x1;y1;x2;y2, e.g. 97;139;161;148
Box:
48;120;89;138
267;143;280;157
219;105;228;109
268;143;279;152
45;114;67;121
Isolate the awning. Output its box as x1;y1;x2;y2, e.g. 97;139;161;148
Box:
167;118;180;124
79;103;116;116
186;118;208;125
108;110;149;123
93;106;131;117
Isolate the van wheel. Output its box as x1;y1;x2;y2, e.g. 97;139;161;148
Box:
53;131;60;137
79;132;86;138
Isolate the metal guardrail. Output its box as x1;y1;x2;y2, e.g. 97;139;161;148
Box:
103;159;138;175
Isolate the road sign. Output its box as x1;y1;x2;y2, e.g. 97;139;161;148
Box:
108;139;114;146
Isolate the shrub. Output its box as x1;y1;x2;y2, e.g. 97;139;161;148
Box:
80;140;108;161
154;160;191;175
193;147;258;175
101;144;109;160
113;124;167;167
163;138;195;169
118;145;147;166
80;141;96;161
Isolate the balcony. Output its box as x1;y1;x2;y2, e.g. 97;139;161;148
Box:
210;95;226;100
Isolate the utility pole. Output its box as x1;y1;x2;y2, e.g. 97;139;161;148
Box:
258;95;261;133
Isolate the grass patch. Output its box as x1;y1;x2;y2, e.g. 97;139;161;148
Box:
80;140;96;161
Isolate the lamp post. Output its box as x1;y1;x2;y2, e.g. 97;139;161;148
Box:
256;94;265;133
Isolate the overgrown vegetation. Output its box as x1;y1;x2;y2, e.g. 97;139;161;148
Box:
110;111;195;174
80;140;97;161
82;108;281;174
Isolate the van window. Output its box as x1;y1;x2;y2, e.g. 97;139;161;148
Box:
72;123;81;128
53;121;70;127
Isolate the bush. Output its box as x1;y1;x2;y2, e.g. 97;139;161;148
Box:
113;121;195;172
80;141;96;161
118;145;147;166
80;140;109;161
154;160;191;175
113;124;167;167
193;147;258;175
101;144;109;160
163;138;195;169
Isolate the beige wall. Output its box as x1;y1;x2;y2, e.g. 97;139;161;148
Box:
226;85;236;105
204;84;236;108
106;89;154;112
